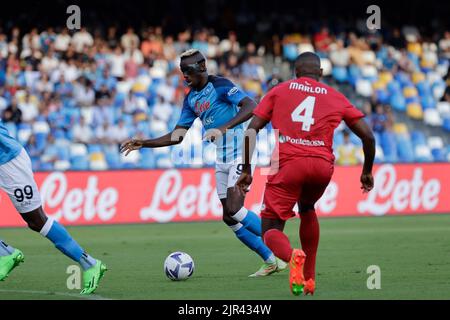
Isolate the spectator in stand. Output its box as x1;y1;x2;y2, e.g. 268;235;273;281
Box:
24;135;43;169
121;27;140;51
313;26;332;53
72;116;93;144
109;46;126;80
329;38;350;67
54;28;72;52
371;104;388;133
3;97;22;124
73;77;95;107
18;91;38;123
336;131;361;166
72;27;94;52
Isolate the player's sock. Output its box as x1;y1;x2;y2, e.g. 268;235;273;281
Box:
0;239;15;256
230;223;275;263
263;229;293;262
299;210;320;280
232;207;262;236
39;218;97;270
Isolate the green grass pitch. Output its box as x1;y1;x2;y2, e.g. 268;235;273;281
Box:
0;214;449;300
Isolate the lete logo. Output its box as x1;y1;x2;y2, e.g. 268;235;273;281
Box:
140;170;223;222
40;172;118;222
358;165;440;216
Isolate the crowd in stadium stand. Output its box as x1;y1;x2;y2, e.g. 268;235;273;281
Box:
0;24;449;171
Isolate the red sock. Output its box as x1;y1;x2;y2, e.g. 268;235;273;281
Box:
263;229;293;262
300;210;320;281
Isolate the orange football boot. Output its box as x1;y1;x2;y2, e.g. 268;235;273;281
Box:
303;279;316;295
289;249;306;296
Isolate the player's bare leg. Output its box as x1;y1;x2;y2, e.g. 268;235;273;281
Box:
298;203;320;295
222;188;282;277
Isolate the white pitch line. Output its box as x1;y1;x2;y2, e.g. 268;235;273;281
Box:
0;289;113;300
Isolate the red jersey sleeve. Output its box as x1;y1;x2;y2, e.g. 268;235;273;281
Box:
253;89;276;121
339;94;365;126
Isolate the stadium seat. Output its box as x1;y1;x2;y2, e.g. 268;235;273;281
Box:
428;136;444;150
393;123;409;135
332;66;348;83
437;102;450;116
414;145;433;162
412;72;426;84
390;93;406;112
424;109;442;126
406;103;424;120
355;79;373;97
387;80;401;94
403;86;418;98
54;160;71;171
70;155;89;170
444;118;450;132
420;94;436;110
378;71;393;85
411;131;427;146
379;131;398;162
90;152;108;170
396;134;415;162
139;148;156;169
431;148;446;162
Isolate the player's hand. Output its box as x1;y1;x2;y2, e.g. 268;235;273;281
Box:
360;172;374;193
235;170;253;197
120;139;144;156
203;127;225;143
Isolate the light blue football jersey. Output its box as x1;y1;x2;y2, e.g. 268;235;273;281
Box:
177;75;249;163
0;120;23;166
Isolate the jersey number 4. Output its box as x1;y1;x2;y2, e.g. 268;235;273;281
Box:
291;96;316;132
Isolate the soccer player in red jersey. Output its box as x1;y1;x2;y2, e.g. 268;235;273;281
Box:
236;52;376;296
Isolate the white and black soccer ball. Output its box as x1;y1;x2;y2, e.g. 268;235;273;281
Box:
164;252;195;281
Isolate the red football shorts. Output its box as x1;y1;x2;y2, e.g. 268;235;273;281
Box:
260;156;334;221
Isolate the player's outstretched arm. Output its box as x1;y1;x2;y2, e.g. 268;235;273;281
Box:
120;125;189;156
348;119;376;193
235;115;269;196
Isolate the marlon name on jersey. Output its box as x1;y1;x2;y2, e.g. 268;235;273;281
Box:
289;81;328;94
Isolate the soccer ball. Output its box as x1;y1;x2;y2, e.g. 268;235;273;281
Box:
164;252;195;281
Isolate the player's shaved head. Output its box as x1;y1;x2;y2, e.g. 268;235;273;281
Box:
294;52;323;80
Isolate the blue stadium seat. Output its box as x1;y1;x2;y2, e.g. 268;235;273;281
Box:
87;144;103;154
396;135;415;162
332;66;348;83
443;118;450;132
71;156;89;170
390;93;406;112
379;131;398;163
431;148;446;162
411;131;427;146
104;149;121;169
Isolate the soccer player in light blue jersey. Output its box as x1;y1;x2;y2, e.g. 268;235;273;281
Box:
121;49;286;276
0;121;107;294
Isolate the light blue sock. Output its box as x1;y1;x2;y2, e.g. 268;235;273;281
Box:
40;219;97;270
232;207;262;236
0;239;15;256
231;223;275;263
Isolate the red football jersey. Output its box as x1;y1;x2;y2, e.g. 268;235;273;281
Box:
253;77;364;163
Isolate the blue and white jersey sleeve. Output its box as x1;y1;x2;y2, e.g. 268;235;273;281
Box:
212;77;248;106
176;94;197;128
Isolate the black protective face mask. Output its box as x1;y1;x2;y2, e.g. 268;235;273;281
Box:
180;59;205;75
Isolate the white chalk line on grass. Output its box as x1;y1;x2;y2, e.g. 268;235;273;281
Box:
0;289;113;300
